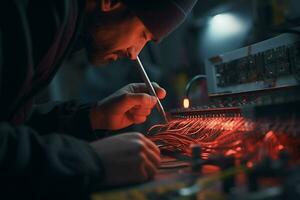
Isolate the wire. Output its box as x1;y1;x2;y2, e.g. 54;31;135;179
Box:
185;75;207;99
147;115;293;161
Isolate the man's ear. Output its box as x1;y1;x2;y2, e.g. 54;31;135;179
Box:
100;0;124;12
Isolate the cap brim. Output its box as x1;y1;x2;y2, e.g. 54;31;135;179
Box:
123;0;186;41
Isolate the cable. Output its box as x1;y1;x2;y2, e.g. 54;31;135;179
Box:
147;115;290;161
185;74;207;99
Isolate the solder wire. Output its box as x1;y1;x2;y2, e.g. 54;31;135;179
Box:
135;56;168;123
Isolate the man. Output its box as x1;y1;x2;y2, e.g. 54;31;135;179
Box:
0;0;197;198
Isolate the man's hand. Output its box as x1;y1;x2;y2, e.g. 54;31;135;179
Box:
90;132;161;185
90;83;166;130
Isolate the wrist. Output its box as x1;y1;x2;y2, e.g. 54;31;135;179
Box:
89;104;106;131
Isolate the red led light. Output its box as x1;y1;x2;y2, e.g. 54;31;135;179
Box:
247;161;253;168
277;145;284;150
225;149;236;156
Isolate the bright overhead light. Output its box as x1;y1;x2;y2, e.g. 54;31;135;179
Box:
208;13;245;39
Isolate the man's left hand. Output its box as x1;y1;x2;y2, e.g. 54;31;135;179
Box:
90;83;166;130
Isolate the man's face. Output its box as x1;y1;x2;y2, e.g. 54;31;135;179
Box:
86;8;153;66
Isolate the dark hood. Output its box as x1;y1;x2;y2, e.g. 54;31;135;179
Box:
123;0;198;41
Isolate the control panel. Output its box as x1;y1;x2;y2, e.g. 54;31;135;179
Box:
205;33;300;94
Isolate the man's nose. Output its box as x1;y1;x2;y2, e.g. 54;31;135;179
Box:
127;47;139;60
127;43;146;60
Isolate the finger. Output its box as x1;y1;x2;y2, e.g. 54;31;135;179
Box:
132;135;161;166
142;137;161;156
129;83;166;99
129;107;152;116
128;133;161;156
129;114;147;124
128;83;149;93
134;116;147;124
151;82;166;99
143;148;161;167
140;153;157;179
145;142;161;167
137;153;149;181
123;93;157;110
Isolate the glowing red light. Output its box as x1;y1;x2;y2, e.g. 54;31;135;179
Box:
225;149;236;156
247;161;253;168
277;145;284;150
265;131;276;140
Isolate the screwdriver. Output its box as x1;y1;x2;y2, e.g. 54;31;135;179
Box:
136;56;168;123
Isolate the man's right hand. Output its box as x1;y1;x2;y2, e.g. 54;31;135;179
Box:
90;132;161;186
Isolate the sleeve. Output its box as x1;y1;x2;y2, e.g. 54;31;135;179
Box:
0;122;105;199
27;100;99;142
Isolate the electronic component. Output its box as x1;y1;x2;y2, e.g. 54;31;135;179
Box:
205;33;300;94
92;100;300;200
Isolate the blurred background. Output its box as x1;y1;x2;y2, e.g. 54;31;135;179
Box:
37;0;300;132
